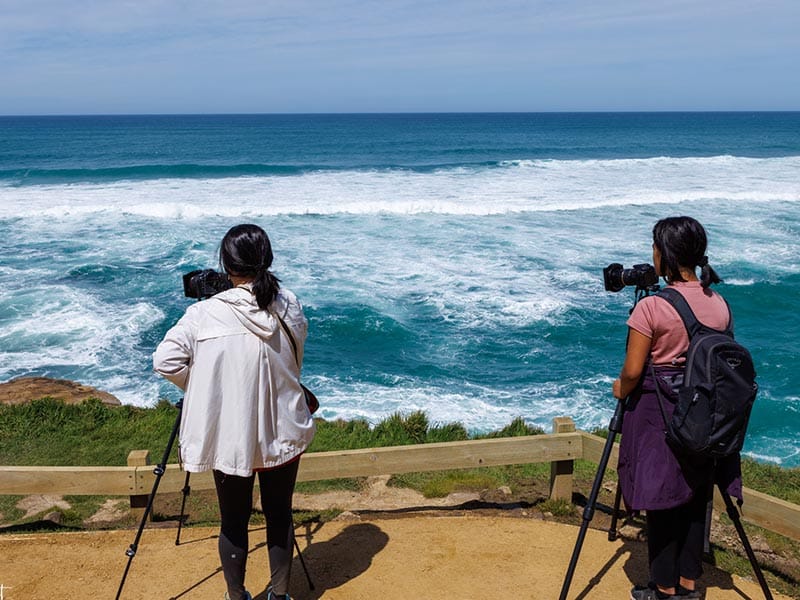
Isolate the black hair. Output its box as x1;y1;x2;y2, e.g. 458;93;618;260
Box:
652;216;721;289
220;223;281;310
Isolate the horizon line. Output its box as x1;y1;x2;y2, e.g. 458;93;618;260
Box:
2;109;800;118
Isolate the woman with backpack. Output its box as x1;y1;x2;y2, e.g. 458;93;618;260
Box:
612;216;742;600
154;224;315;600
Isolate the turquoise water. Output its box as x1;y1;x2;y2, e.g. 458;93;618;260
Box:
1;113;798;465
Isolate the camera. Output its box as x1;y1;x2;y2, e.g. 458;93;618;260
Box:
183;269;232;299
603;263;658;293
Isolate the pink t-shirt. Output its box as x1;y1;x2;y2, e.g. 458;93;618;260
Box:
627;281;730;366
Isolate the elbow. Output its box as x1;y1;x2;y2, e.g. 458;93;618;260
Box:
620;365;644;384
617;366;645;399
157;368;189;391
153;355;190;390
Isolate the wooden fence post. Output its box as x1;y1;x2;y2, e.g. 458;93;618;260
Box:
127;450;151;519
549;417;576;501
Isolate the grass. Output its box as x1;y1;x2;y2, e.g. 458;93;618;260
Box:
0;495;24;522
1;399;796;504
1;398;798;596
0;397;181;466
741;457;800;505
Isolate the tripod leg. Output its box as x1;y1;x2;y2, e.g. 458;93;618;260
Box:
559;398;625;600
175;470;191;545
703;494;714;562
115;399;183;600
719;487;774;600
293;526;315;590
608;482;623;541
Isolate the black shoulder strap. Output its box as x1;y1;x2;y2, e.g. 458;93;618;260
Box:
656;287;701;338
274;311;300;367
656;287;734;337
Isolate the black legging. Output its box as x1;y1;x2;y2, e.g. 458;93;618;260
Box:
646;488;708;589
213;458;300;600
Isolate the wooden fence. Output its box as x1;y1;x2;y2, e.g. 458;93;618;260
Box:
1;417;798;541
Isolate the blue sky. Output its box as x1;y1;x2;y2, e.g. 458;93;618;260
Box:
1;0;798;115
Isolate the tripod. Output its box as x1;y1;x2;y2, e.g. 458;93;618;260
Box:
559;428;774;599
559;285;653;600
116;399;184;600
558;286;773;600
558;393;625;600
116;399;315;599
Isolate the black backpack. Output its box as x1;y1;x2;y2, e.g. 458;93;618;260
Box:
653;287;758;459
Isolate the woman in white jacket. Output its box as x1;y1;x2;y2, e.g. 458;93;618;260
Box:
154;224;315;600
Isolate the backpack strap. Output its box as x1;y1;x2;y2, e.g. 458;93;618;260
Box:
656;287;734;337
650;290;693;433
656;287;701;337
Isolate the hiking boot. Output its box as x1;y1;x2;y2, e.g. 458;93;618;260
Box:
630;585;681;600
223;592;252;600
677;587;702;599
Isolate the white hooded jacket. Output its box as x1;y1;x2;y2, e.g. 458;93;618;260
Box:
153;284;315;476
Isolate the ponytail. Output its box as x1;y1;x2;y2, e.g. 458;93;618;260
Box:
698;255;721;289
252;268;281;310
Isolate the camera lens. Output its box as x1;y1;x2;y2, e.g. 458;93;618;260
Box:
603;263;625;292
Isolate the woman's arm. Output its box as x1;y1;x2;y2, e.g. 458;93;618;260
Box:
153;310;198;391
612;328;652;400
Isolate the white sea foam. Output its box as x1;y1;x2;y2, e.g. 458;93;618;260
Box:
0;155;798;218
274;372;623;437
743;442;800;466
0;280;164;403
724;278;757;286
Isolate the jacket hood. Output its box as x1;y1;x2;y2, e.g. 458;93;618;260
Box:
213;285;278;340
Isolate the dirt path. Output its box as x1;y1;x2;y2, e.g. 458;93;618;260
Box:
0;512;788;600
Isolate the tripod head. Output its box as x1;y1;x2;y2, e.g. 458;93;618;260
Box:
633;282;660;308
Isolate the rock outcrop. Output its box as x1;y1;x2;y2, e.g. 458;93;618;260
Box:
0;376;121;406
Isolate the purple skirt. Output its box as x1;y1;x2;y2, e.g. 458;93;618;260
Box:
617;367;742;511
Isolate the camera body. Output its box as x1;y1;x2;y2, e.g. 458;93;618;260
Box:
183;269;232;300
603;263;658;293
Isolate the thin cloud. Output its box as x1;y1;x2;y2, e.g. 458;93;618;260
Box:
0;0;798;113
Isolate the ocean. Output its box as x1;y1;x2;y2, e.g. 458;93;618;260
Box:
1;112;798;466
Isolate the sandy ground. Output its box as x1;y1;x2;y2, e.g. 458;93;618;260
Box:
0;511;790;600
1;477;792;599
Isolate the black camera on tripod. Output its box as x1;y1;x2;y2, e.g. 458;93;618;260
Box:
603;262;658;293
182;269;232;300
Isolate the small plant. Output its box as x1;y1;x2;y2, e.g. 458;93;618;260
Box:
373;411;429;445
480;416;544;438
426;422;469;443
538;497;575;517
390;469;500;498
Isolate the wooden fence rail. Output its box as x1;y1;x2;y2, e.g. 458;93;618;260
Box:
1;417;798;541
